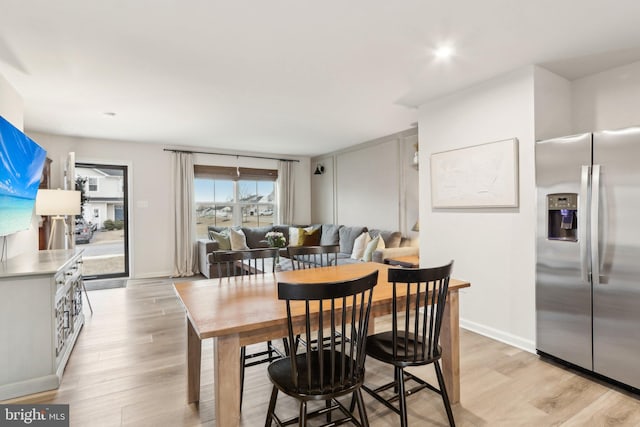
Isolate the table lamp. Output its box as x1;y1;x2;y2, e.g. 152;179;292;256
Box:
36;189;81;249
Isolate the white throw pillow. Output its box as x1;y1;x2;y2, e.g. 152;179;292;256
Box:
229;228;249;251
288;227;302;247
351;232;371;260
361;235;385;262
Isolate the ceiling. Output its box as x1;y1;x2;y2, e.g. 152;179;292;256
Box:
1;1;640;157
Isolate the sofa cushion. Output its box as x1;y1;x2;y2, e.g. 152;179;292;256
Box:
339;226;367;255
210;230;231;250
229;228;250;250
241;226;272;248
368;229;402;249
320;224;341;246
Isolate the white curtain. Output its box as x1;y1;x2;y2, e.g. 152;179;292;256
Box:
172;152;198;277
277;160;294;224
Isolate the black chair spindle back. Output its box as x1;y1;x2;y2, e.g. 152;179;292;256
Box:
265;270;379;426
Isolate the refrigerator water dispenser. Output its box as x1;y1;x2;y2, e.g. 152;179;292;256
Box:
547;193;578;241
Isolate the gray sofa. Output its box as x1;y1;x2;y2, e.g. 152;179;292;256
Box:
198;224;418;278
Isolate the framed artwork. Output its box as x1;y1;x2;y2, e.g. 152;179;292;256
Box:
430;138;519;208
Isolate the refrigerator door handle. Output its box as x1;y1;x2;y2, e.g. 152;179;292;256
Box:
591;164;601;285
580;165;590;284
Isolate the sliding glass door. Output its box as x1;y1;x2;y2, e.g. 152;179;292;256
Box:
75;163;129;279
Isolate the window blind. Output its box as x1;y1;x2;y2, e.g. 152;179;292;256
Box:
194;165;278;181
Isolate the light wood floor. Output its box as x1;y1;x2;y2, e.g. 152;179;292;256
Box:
4;278;640;426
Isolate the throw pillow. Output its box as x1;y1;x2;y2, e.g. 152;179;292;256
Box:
229;228;249;251
361;235;385;262
351;232;371;260
369;229;402;248
288;227;304;247
340;226;367;254
320;224;341;245
301;227;321;246
210;230;231;251
242;226;272;248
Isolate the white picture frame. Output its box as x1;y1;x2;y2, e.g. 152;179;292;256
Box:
430;138;519;208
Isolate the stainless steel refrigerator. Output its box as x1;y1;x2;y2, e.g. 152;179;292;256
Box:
536;127;640;390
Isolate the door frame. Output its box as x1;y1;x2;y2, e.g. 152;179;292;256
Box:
75;162;130;280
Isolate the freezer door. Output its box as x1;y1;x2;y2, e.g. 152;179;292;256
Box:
593;128;640;388
535;133;592;369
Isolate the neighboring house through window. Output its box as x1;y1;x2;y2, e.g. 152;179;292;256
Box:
88;177;98;192
194;165;278;239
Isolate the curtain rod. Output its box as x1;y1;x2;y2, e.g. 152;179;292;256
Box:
163;148;300;163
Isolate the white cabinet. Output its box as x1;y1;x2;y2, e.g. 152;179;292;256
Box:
0;250;85;400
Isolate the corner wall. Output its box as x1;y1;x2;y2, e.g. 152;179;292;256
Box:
311;128;419;238
0;73;37;259
572;59;640;132
418;67;537;351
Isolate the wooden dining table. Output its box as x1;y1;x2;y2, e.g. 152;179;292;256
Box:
173;262;470;427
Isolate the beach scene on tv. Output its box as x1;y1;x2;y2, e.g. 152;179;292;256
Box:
0;116;47;236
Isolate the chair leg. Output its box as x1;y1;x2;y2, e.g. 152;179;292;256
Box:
299;401;307;427
354;389;369;427
397;366;408;427
394;367;399;394
240;346;246;411
265;386;278;427
349;392;356;413
267;340;274;361
434;361;456;427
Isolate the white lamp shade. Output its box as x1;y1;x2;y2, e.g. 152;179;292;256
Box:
36;189;81;216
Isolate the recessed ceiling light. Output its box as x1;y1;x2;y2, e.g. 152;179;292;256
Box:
434;45;454;60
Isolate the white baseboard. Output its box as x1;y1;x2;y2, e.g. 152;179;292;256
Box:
0;374;59;401
460;318;536;354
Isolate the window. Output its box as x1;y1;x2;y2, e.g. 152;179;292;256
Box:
194;166;277;239
88;177;98;192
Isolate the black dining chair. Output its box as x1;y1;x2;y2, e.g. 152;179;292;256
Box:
288;244;340;270
287;244;342;351
210;250;245;277
265;270;379;427
362;261;456;427
211;248;284;410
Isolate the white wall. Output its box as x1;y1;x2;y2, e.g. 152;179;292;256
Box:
534;66;572;140
0;73;39;260
310;156;336;225
30;132;311;278
337;140;399;230
419;67;537;351
572;59;640;132
311;128;419;234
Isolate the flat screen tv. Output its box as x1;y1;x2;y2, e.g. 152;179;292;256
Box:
0;115;47;236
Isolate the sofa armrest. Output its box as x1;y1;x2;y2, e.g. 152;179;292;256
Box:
198;239;220;279
371;246;419;264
